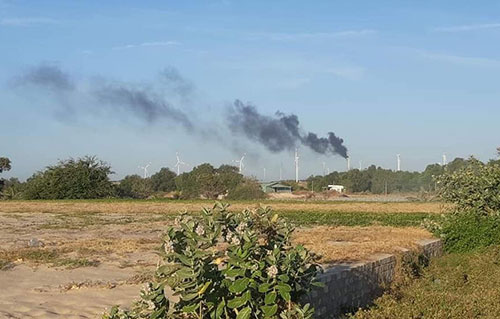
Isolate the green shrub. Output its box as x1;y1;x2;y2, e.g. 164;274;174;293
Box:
436;158;500;215
22;156;114;199
425;157;500;252
103;203;321;319
432;212;500;253
116;175;154;199
226;179;266;200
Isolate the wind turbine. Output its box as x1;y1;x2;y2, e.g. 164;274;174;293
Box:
442;153;447;166
174;152;188;175
294;148;299;182
233;153;246;174
359;160;362;170
138;162;151;178
263;167;266;181
397;154;401;172
347;157;351;171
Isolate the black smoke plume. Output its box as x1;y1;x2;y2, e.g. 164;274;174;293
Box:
14;64;193;130
15;64;75;91
94;84;193;130
228;100;348;158
13;65;348;158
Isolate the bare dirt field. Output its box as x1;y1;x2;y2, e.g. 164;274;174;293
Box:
0;199;446;215
0;201;436;318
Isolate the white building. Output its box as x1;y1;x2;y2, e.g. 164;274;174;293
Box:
327;184;345;193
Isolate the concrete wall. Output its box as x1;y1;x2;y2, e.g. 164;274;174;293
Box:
304;239;443;319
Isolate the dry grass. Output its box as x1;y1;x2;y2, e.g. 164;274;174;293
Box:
0;200;446;215
293;226;433;264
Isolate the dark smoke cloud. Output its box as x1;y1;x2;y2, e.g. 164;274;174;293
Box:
15;64;75;91
160;67;194;98
14;64;193;129
13;65;348;158
228;100;348;158
94;85;193;130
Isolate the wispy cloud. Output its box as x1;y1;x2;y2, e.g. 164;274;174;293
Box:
326;66;365;80
434;23;500;32
275;77;311;89
248;29;376;41
0;17;59;27
422;52;500;68
112;41;180;50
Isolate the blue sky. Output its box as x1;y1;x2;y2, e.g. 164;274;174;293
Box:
1;0;499;180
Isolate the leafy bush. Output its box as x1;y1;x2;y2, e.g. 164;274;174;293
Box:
425;157;500;252
436;158;500;215
150;168;177;193
226;179;266;200
23;156;114;199
116;175;154;199
431;212;500;253
103;203;322;319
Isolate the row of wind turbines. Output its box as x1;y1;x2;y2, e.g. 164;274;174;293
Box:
138;152;189;178
138;151;450;180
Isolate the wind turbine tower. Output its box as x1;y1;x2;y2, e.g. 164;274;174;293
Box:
347;157;351;171
175;152;188;175
138;162;151;178
442;153;447;166
233;153;246;174
397;154;401;171
263;167;266;181
294;148;299;183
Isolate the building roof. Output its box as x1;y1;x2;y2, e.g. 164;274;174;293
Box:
261;182;292;189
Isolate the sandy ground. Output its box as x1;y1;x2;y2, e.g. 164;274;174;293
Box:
0;199;446;215
0;205;435;318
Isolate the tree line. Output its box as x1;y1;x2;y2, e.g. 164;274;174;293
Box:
306;156;500;194
1;152;500;200
0;156;265;200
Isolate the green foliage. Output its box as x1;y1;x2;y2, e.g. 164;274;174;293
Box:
103;203;321;319
426;156;500;252
226;179;266;200
431;212;500;253
175;164;247;200
0;177;23;199
351;246;500;319
117;175;154;199
22;156;114;199
283;211;440;227
307;164;446;194
150;168;177;193
436;158;500;214
0;157;11;173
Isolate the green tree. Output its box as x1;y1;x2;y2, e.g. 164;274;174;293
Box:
175;164;246;199
150;168;176;192
23;156;114;199
116;175;154;199
0;157;11;173
226;178;266;200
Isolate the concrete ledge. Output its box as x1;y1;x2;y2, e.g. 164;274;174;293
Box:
304;238;443;318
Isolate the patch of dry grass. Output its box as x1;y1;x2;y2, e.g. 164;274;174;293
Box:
293;226;433;264
0;200;447;215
